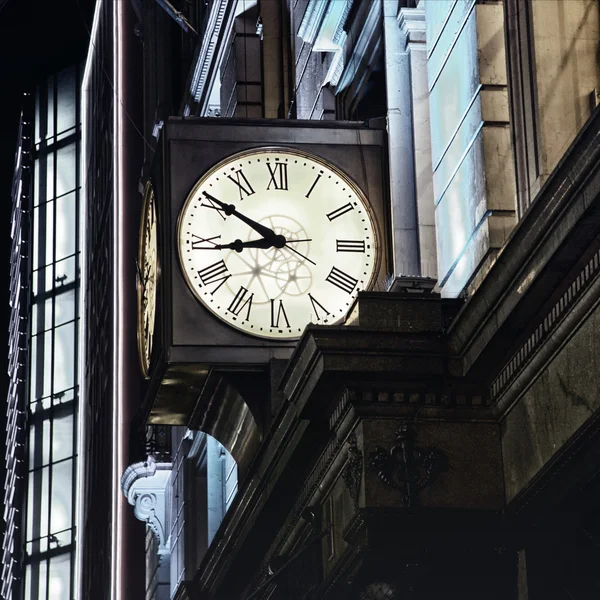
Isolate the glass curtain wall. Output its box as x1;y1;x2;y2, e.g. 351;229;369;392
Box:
24;64;81;600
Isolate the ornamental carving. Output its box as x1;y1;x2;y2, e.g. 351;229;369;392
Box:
341;432;362;507
121;456;172;552
368;422;448;507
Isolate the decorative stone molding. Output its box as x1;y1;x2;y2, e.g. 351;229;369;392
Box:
121;456;172;553
492;245;600;406
397;6;426;48
341;432;363;507
188;0;229;105
336;0;382;93
368;422;448;507
297;0;328;45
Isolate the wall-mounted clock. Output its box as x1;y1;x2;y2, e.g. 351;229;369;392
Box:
137;180;158;377
177;147;380;340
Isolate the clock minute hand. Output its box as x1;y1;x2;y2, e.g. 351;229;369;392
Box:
202;192;285;246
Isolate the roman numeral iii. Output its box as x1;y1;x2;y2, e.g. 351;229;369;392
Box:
325;266;358;294
266;161;288;190
197;260;230;294
336;239;365;253
227;169;255;199
270;299;290;328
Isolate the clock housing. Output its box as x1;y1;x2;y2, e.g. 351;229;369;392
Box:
146;118;390;426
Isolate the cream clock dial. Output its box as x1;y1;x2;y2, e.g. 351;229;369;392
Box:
177;147;379;340
137;180;158;376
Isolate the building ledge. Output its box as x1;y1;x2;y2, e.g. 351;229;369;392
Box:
448;105;600;384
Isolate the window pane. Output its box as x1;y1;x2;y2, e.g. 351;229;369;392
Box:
49;553;71;599
55;192;76;261
50;459;73;535
54;255;77;287
25;561;48;600
34;153;55;206
55;290;75;328
46;75;55;140
53;322;75;393
34;88;41;145
45;200;54;267
52;413;74;463
32;298;53;334
28;417;51;470
32;202;39;274
30;331;53;400
56;144;76;197
26;466;49;551
56;69;76;134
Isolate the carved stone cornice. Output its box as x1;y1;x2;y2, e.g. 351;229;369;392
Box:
297;0;329;45
336;0;382;93
186;0;234;114
121;456;172;552
491;242;600;416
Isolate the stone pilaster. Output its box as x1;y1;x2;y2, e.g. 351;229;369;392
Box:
398;6;437;280
424;0;516;297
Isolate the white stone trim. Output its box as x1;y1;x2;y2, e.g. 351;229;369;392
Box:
398;6;426;47
121;456;172;553
298;0;328;45
189;0;231;105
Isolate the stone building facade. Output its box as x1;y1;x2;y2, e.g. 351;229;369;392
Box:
76;1;600;599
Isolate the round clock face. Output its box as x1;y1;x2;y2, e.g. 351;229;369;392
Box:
177;147;379;340
137;181;158;376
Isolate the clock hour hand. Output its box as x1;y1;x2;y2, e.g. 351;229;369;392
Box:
214;238;275;252
201;192;286;247
211;238;313;252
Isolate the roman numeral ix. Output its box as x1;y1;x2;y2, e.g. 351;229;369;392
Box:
270;299;290;329
266;161;288;191
325;266;358;294
227;287;253;320
197;260;230;294
227;169;255;200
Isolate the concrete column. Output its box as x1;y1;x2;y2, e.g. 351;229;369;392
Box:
260;0;290;118
399;5;437;279
383;0;420;277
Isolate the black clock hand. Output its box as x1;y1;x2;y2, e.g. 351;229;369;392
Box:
214;238;275;251
205;238;313;252
202;192;285;246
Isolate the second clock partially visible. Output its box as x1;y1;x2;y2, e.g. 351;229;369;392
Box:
177;147;379;340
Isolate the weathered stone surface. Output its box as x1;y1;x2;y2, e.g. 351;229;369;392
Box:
363;419;504;510
502;301;600;502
